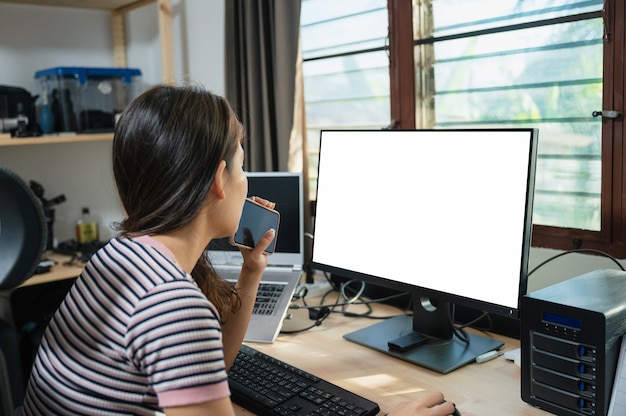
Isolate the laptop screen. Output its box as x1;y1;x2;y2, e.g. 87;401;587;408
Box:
207;172;304;267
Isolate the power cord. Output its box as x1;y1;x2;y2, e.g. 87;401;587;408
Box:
528;248;625;276
281;287;338;334
457;248;625;340
286;248;625;339
282;278;410;334
288;290;411;313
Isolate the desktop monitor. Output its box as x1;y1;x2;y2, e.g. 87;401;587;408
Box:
311;128;538;373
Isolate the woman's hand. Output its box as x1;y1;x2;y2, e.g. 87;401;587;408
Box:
387;392;457;416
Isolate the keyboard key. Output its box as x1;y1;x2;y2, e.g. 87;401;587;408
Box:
253;282;286;315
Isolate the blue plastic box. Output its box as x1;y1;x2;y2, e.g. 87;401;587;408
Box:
34;66;142;133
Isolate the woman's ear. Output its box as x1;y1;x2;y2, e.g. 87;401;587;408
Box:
211;160;227;199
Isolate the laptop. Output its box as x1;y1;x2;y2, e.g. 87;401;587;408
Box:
208;172;304;343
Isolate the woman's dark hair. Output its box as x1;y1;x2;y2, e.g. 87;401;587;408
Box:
112;84;242;316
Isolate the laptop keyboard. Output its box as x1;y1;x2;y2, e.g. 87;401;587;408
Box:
229;344;380;416
254;282;286;315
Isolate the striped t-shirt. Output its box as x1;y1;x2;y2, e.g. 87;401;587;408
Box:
19;236;230;415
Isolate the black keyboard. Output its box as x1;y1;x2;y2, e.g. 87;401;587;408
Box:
229;345;380;416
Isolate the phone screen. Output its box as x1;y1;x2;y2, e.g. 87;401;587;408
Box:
231;199;280;253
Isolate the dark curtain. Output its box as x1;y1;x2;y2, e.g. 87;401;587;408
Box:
224;0;301;172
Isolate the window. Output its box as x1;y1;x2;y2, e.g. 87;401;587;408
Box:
415;1;603;231
300;0;391;194
301;0;626;257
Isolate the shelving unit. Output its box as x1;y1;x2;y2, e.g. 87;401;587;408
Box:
0;0;174;145
0;0;174;81
0;133;113;146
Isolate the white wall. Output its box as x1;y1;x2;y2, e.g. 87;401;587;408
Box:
0;0;224;244
1;1;623;293
124;0;225;93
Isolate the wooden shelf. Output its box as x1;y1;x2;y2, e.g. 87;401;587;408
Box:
0;1;152;11
0;133;113;146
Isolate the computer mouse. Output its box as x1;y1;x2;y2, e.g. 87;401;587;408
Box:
442;401;461;416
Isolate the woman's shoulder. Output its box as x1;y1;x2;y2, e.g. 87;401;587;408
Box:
78;237;193;304
98;237;187;281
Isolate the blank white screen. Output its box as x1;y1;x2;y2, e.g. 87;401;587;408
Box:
312;129;535;311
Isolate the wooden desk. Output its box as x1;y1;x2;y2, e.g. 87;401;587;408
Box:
235;300;547;416
19;253;82;288
19;265;546;415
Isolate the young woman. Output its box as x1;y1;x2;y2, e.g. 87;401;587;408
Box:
18;84;457;416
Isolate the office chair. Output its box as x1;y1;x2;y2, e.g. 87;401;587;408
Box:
0;164;47;414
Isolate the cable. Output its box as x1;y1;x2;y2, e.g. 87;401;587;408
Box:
288;292;411;311
450;248;625;342
290;278;472;341
456;310;492;332
338;279;366;304
446;304;468;343
281;283;342;334
287;277;484;341
528;248;625;276
283;277;413;334
299;246;624;338
444;248;625;342
280;306;332;334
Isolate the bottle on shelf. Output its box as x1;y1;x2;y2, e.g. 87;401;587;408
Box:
39;88;54;135
75;207;99;245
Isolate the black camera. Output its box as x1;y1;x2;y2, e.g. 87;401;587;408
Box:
0;85;39;137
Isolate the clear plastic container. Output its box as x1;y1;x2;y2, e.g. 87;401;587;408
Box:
34;66;142;133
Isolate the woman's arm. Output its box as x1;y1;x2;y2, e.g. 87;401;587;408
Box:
220;197;276;368
164;397;235;416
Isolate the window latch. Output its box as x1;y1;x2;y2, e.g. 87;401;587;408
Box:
592;110;621;119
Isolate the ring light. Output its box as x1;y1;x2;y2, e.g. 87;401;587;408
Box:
0;165;47;290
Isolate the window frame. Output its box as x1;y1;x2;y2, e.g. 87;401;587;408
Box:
389;0;626;258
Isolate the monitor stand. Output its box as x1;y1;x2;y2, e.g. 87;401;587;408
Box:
343;296;504;374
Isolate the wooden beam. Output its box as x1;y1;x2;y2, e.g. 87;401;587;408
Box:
388;0;416;129
157;0;175;83
111;10;127;67
114;0;156;14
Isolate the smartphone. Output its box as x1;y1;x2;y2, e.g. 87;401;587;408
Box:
230;198;280;254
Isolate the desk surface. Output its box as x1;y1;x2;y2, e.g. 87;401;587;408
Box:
19;252;83;288
24;264;546;416
235;301;547;416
